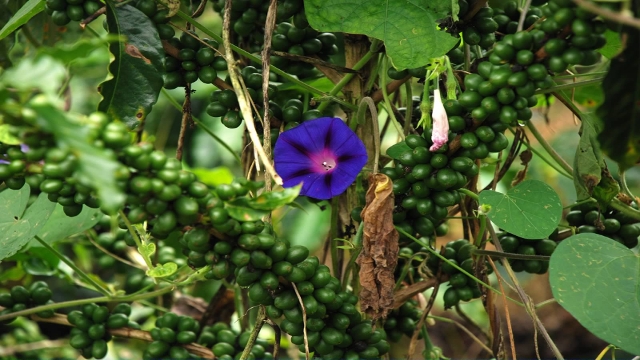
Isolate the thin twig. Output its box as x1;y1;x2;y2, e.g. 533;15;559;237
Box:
261;0;278;197
87;232;146;270
221;0;282;185
406;272;442;359
517;0;533;32
487;257;517;360
80;6;106;28
573;0;640;29
0;339;68;356
176;84;192;161
291;283;310;360
265;319;281;359
271;51;358;73
239;306;267;360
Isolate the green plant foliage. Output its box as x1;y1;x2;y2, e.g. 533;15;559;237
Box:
479;180;562;239
147;262;178;278
304;0;458;69
0;186;56;262
572;111;604;201
596;26;640;170
29;97;126;213
98;2;164;130
385;142;411;160
0;0;44;41
31;204;101;246
550;233;640;354
225;186;301;221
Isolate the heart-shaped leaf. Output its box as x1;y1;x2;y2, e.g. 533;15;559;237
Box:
0;186;56;262
30;204;101;247
147;262;178;278
139;242;156;261
479;180;562;239
550;233;640;354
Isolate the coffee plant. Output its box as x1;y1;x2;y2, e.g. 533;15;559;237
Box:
0;0;638;358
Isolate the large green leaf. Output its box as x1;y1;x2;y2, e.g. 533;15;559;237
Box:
29;97;126;213
572;111;605;201
252;186;301;210
0;0;45;41
596;25;640;170
30;204;101;246
0;1;17;68
0;55;67;96
0;186;56;262
550;233;640;354
479;180;562;239
98;1;164;130
304;0;458;69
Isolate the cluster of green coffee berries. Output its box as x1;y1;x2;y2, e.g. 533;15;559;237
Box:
426;239;485;309
459;5;498;49
67;303;134;359
0;282;55;322
163;32;227;89
494;232;557;274
384;300;422;342
200;322;274;359
567;204;640;249
143;312;200;359
45;0;102;26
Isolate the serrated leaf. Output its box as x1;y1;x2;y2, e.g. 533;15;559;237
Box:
251;185;301;210
99;2;164;130
147;262;178;278
0;124;21;144
29;97;126;213
596;26;640;170
479;180;562;239
30;204;101;246
0;187;56;262
572;111;605;201
139;242;156;261
304;0;458;69
385;142;411;160
0;0;45;41
550;233;640;354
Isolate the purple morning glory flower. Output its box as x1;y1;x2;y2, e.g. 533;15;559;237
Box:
274;117;367;200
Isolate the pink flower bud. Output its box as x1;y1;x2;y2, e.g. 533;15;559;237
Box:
429;89;449;152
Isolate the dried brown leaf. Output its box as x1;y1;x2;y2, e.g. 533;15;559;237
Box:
356;173;399;320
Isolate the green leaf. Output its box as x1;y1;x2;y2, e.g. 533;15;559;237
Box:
385;142;411;160
147;262;178;278
23;246;59;276
479;180;562;239
549;233;640;355
190;167;234;186
251;185;301;210
304;0;458;69
0;124;21;144
30;204;101;246
38;36;117;65
226;200;270;222
596;26;640;170
0;55;67;96
0;1;17;69
29;97;126;213
598;30;622;59
139;242;156;261
592;168;619;209
0;0;45;41
99;2;164;130
572;111;605;201
0;187;56;262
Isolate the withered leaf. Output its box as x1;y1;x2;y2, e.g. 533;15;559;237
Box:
356;173;399;320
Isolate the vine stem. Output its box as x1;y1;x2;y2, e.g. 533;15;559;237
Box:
160;88;242;164
33;235;111;297
380;56;405;140
525;121;573;175
118;210;154;271
618;169;636;200
486;223;564;359
316;40;380;113
534;78;603;95
473;249;550;261
572;0;640;29
509;129;573;179
221;0;282;186
517;0;533;32
458;188;479;201
394;227;523;306
428;315;493;354
0;286;174;323
239;306;267;360
175;11;356;111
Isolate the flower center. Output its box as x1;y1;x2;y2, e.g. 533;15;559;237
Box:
321;159;336;171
